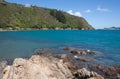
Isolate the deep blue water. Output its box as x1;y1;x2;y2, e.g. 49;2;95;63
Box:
0;30;120;65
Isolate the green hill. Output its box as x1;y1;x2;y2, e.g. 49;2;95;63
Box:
0;1;94;30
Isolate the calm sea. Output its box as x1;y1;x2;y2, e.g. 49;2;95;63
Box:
0;30;120;65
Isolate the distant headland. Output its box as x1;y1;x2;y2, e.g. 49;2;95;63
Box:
103;27;120;30
97;27;120;30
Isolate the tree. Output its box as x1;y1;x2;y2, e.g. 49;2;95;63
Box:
50;10;66;24
56;11;66;24
0;0;5;2
50;9;57;17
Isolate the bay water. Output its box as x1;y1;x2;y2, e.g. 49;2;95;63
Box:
0;30;120;65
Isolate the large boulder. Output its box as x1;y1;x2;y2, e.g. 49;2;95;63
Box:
2;54;104;79
2;55;73;79
0;60;7;79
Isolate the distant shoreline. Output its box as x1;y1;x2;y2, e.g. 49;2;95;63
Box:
0;28;94;31
1;27;120;31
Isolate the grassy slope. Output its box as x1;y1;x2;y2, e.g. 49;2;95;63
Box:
0;2;94;30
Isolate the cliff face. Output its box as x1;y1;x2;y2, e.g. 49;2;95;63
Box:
0;2;94;30
2;54;104;79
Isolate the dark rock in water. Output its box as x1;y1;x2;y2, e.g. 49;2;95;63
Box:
63;47;72;51
88;51;96;55
103;66;120;79
0;60;7;79
73;68;104;79
91;65;120;79
71;50;87;55
63;47;96;55
57;54;72;62
71;49;96;55
75;56;93;62
35;48;51;55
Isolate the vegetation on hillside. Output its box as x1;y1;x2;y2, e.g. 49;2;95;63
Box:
0;1;94;30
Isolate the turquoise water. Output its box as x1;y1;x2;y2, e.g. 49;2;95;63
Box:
0;30;120;65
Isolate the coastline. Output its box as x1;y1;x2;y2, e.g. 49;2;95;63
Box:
0;47;120;79
0;48;104;79
1;28;120;32
0;27;93;32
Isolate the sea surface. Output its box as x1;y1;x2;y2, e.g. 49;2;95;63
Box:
0;30;120;65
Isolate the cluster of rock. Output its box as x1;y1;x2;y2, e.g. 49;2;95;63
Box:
63;47;96;63
1;47;120;79
74;68;104;79
64;47;96;55
1;53;104;79
64;47;120;79
91;64;120;79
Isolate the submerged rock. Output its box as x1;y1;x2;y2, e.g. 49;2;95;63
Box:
75;56;93;62
92;65;120;79
63;47;72;51
63;47;96;55
35;48;51;55
71;50;86;55
71;49;96;55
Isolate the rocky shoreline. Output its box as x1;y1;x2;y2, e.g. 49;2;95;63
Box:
0;47;120;79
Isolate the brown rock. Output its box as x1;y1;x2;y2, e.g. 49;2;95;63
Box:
71;49;96;55
85;50;96;55
57;54;77;72
71;50;86;55
91;65;120;79
63;47;72;51
87;51;96;55
0;60;7;79
58;54;72;62
3;55;73;79
2;54;104;79
75;56;92;62
74;68;104;79
3;66;11;79
36;48;51;55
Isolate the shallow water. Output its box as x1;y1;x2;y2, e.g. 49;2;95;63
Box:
0;30;120;65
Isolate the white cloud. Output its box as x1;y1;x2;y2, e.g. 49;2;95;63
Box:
25;4;31;7
74;12;82;17
84;9;91;13
67;10;82;17
67;10;73;15
97;6;110;12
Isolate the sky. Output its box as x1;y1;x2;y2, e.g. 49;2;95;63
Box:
6;0;120;29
